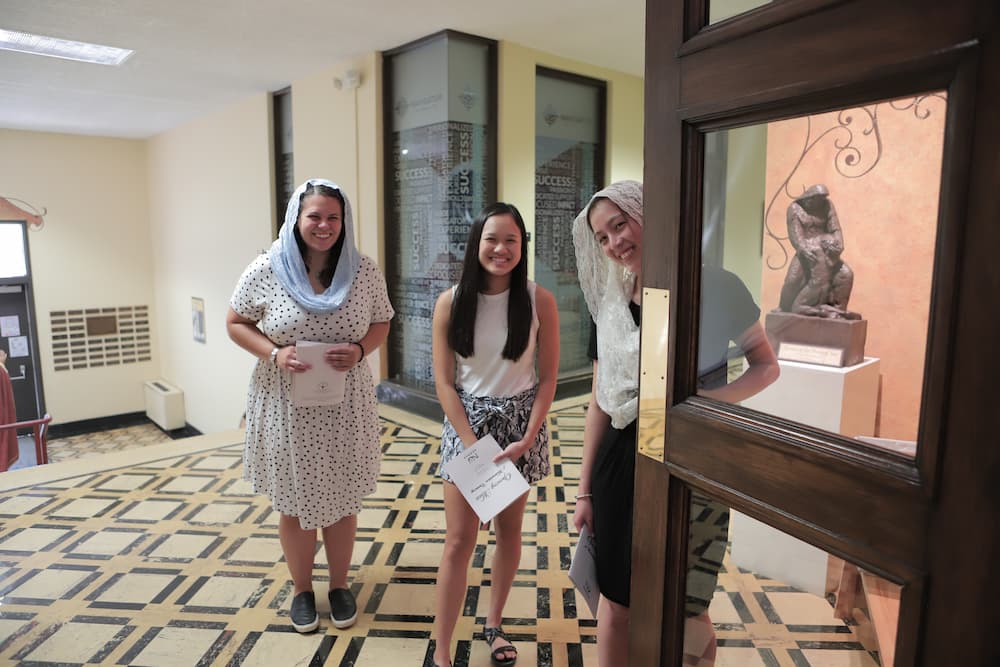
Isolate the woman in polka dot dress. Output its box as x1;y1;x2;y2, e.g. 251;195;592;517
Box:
226;179;394;634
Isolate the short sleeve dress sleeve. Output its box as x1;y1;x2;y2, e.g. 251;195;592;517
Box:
360;256;395;323
230;254;272;322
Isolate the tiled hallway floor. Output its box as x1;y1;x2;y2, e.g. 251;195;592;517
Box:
0;400;879;666
46;423;174;463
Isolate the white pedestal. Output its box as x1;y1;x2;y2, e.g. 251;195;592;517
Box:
741;356;880;437
729;357;881;596
730;512;830;596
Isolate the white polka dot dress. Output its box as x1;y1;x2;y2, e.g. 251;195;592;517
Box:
230;253;395;530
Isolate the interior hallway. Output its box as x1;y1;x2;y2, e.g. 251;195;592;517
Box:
0;400;879;666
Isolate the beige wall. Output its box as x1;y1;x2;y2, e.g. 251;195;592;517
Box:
722;125;768;300
498;41;644;276
3;44;640;434
0;129;155;424
291;53;387;377
146;95;274;434
144;54;386;434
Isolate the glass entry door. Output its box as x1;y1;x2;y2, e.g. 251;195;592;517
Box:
633;1;998;665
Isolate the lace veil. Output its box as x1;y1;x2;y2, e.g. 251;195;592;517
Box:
572;180;644;428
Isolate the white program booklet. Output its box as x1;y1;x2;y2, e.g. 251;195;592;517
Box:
291;341;347;407
442;434;530;524
569;524;600;618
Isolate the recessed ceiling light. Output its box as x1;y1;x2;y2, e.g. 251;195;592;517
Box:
0;28;133;66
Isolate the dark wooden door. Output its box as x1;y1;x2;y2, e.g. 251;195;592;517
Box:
0;220;44;425
0;285;41;422
633;1;998;665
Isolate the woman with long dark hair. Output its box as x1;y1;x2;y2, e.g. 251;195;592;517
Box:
431;202;560;667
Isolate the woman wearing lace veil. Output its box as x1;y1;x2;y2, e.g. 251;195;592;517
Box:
570;180;644;666
571;181;778;665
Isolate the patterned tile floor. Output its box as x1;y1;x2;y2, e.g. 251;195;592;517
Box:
46;424;174;464
0;400;881;666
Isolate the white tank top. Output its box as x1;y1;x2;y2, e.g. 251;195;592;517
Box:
455;281;539;398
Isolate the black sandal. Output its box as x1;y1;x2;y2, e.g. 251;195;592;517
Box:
483;625;517;666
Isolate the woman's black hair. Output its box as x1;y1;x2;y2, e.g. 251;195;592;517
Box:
293;183;345;288
448;202;532;361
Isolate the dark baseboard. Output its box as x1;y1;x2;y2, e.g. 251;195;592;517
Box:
48;412;202;441
554;371;593;400
377;372;592;423
377;381;443;422
164;424;202;440
48;412;149;439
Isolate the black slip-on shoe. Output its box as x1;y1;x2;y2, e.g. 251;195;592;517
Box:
328;587;358;629
290;590;319;633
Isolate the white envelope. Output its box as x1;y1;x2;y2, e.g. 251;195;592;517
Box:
568;524;600;618
442;434;530;524
291;341;347;407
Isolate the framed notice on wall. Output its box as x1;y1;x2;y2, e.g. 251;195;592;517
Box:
191;297;206;343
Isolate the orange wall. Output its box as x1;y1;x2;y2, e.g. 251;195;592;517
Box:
761;94;946;441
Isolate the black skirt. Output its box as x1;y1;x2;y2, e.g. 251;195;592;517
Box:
590;419;637;607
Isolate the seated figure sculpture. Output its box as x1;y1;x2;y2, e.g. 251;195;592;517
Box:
777;184;861;320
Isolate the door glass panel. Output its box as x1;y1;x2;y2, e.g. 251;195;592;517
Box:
709;0;774;24
698;92;946;459
684;489;900;665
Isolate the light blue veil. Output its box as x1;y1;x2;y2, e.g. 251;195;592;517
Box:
268;178;361;314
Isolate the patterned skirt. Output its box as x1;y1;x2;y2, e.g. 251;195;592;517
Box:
439;385;550;485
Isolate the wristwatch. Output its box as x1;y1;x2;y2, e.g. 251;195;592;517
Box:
269;347;279;365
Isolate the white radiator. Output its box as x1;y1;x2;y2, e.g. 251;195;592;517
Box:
143;379;185;430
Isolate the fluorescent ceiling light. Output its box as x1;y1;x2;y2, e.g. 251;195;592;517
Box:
0;28;133;65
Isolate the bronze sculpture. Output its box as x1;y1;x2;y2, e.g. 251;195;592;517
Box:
777;184;860;320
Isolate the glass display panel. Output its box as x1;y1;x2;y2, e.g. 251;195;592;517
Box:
385;35;494;392
709;0;774;25
273;90;293;229
0;223;28;279
684;489;900;665
534;70;604;376
698;93;946;459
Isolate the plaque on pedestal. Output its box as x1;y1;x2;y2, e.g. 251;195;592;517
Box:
765;311;867;367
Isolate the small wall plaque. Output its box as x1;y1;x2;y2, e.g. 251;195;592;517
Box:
85;314;118;336
778;342;844;367
192;297;206;343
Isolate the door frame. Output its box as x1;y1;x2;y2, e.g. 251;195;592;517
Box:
0;220;46;423
634;1;998;665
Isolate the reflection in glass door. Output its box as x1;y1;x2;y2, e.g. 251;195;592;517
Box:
699;93;947;459
684;488;900;665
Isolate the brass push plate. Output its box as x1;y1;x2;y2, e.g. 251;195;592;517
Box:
638;287;669;461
